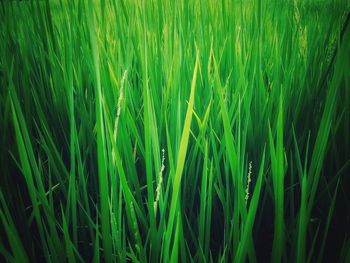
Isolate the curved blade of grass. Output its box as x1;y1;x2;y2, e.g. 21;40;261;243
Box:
164;51;199;260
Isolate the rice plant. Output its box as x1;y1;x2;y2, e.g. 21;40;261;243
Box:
0;0;350;262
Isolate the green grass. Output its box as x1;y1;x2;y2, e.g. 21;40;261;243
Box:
0;0;350;262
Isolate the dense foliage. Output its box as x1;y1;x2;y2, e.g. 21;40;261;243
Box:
0;0;350;262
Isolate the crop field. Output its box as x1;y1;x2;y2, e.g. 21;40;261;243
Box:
0;0;350;262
